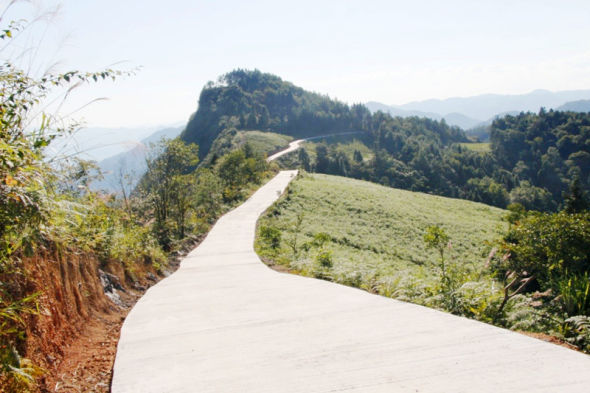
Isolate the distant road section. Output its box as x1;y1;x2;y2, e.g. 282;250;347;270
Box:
266;131;364;162
266;139;305;162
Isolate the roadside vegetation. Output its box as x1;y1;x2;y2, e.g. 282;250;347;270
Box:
202;129;292;165
256;173;590;353
0;20;276;393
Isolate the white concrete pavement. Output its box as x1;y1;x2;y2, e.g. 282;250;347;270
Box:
266;132;364;162
112;169;590;393
266;139;305;162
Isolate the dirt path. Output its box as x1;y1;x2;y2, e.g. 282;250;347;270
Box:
47;309;126;393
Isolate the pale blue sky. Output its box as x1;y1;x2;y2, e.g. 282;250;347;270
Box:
3;0;590;127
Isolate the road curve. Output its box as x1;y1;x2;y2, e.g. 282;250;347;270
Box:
266;139;305;162
112;170;590;392
266;131;364;162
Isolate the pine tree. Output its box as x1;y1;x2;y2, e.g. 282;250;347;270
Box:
564;178;589;213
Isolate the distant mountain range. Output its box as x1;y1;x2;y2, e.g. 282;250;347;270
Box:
91;126;183;193
366;89;590;130
365;101;482;129
46;123;185;162
557;99;590;112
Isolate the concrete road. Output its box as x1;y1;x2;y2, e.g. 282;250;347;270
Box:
266;140;305;162
266;132;364;162
112;170;590;393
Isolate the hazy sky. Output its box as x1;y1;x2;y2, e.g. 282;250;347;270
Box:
3;0;590;128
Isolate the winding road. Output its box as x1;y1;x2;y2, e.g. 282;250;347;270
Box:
266;131;364;162
266;139;305;162
112;141;590;392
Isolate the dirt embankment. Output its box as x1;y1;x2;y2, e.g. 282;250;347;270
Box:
19;239;195;393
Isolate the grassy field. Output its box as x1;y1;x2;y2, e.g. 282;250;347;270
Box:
256;172;507;305
237;130;293;155
276;137;373;168
205;130;292;163
258;173;505;268
458;142;491;152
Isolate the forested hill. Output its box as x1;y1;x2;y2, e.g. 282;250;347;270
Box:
180;69;467;159
180;69;589;212
280;109;590;212
490;110;590;208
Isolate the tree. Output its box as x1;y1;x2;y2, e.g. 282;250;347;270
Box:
315;144;330;173
259;107;270;129
0;28;126;257
423;225;450;281
564;178;589;213
246;113;257;129
466;177;509;208
170;174;196;239
498;211;590;305
58;159;102;197
141;138;199;248
298;148;311;171
193;169;223;219
509;181;555;212
334;151;351;176
353;149;363;163
216;147;268;202
504;203;527;225
286;213;304;259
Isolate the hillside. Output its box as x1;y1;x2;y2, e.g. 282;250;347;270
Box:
182;71;469;163
257;173;505;288
181;69;372;160
203;129;292;164
283;111;589;211
490;110;590;209
91;128;288;192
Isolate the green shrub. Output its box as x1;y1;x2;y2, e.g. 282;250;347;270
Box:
562;316;590;352
316;250;333;269
498;211;590;292
260;226;281;250
454;280;501;322
557;273;590;317
502;295;550;332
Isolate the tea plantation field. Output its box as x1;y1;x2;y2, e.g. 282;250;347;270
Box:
256;172;507;301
